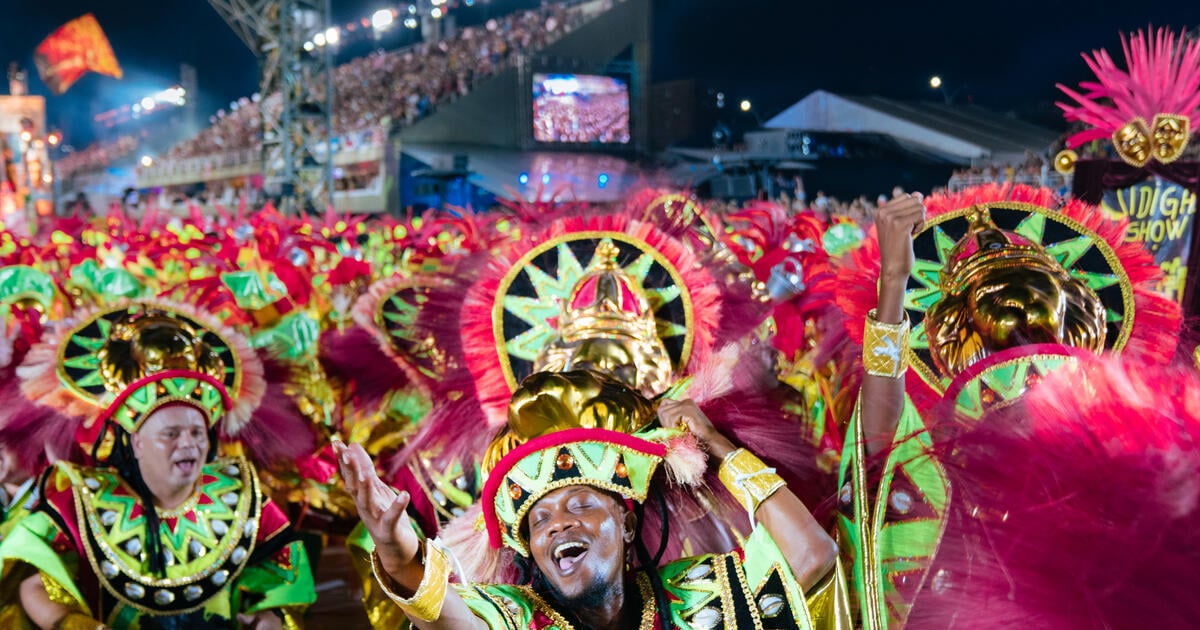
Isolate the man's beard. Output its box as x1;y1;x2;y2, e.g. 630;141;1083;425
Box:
541;573;615;613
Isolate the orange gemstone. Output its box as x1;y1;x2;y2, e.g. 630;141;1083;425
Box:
556;454;574;470
509;483;523;500
615;462;628;478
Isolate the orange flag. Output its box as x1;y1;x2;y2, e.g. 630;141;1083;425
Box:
34;14;123;95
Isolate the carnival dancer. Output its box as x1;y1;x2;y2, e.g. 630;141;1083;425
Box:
0;301;316;629
324;193;840;568
835;184;1180;628
337;366;841;629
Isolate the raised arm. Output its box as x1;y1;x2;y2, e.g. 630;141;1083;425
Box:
335;441;487;630
858;194;925;456
658;400;837;592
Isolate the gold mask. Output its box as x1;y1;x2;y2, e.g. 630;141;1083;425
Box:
534;241;673;396
483;369;657;475
924;207;1105;378
1112;117;1152;168
98;309;227;393
1151;113;1190;164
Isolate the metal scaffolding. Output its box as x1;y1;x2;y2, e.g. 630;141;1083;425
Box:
207;0;335;214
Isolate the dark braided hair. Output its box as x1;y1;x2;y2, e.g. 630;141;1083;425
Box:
96;418;218;578
633;494;673;630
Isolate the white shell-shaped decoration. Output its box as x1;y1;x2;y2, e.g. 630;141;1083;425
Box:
184;585;203;601
889;490;913;514
231;546;247;564
690;607;722;629
685;563;713;581
100;560;119;578
758;594;785;618
124;583;145;599
154;589;175;606
211;570;229;586
211;519;228;536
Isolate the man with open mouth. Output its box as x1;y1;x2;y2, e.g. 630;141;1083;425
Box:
339;367;843;629
0;303;316;629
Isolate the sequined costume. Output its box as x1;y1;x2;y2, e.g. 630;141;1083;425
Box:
372;369;847;629
321;193;848;627
2;455;310;629
0;301;316;628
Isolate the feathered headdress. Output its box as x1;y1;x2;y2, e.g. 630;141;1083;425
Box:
1057;28;1200;167
13;298;315;466
907;356;1200;628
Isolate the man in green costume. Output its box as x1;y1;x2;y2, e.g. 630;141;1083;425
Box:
338;368;847;629
0;371;316;629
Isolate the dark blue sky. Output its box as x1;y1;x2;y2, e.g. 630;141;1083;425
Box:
3;1;1199;145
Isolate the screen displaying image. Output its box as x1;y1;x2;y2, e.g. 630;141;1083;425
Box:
533;74;630;144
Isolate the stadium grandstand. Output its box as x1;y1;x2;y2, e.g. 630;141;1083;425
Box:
56;0;641;214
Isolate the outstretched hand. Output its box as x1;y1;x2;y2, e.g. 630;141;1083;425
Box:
334;440;421;587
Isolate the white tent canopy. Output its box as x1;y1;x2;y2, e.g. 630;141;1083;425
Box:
765;90;1059;166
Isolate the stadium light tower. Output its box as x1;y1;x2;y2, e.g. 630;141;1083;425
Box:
206;0;337;215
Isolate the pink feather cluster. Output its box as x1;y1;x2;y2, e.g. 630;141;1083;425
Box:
909;356;1200;628
1057;28;1200;148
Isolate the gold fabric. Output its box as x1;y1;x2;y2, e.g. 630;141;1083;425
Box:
371;541;450;623
805;557;854;630
862;310;909;379
718;448;787;516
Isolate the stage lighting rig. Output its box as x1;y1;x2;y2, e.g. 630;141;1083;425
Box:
207;0;337;214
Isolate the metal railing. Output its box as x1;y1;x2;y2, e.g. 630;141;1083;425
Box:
947;172;1067;191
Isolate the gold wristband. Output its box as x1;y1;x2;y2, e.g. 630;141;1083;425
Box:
718;448;786;516
370;541;449;622
863;308;910;378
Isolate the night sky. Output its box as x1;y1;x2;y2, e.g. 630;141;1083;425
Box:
3;1;1200;146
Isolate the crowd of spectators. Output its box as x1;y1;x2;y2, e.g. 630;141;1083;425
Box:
946;150;1062;191
57;136;139;179
533;90;630;144
165;1;584;161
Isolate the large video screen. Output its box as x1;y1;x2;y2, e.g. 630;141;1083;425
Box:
533;74;630;144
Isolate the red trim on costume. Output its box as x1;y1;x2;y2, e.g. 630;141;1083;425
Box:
939;343;1093;417
481;428;666;548
94;370;233;429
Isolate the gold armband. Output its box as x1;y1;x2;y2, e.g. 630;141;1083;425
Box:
370;541;450;623
863;308;909;378
718;448;786;518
